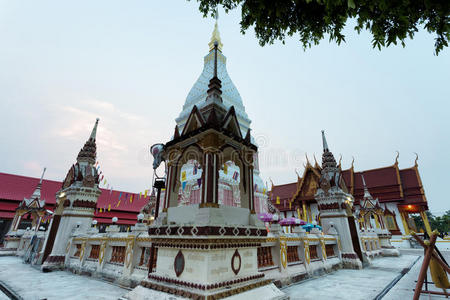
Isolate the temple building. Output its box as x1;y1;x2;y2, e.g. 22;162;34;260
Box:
0;172;153;244
269;139;430;241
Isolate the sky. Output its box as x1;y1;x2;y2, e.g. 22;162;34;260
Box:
0;1;448;215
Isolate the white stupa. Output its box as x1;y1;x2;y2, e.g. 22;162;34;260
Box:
173;15;268;213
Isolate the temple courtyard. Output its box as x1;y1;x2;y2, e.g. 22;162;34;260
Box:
0;250;447;299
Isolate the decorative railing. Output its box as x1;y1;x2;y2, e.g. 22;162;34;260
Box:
257;246;274;268
287;246;301;263
325;244;335;257
110;246;125;264
89;244;100;259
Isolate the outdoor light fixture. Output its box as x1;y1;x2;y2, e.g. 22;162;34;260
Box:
59;192;66;198
92;220;98;227
137;213;144;223
112;216;118;225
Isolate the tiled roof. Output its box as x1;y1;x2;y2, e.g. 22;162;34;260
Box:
270;182;298;211
269;163;427;210
0;172;150;217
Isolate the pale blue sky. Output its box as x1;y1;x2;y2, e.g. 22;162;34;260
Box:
0;1;448;215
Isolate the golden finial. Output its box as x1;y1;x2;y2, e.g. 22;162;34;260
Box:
338;154;342;168
414;152;419;167
208;8;223;51
395;151;399;165
295;168;301;179
351;156;355;169
313;154;319;168
305;153;310;166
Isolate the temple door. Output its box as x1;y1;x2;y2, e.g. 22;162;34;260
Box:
42;214;61;262
347;216;363;262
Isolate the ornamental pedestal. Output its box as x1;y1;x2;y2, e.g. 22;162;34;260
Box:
141;206;272;299
42;187;100;271
316;188;362;269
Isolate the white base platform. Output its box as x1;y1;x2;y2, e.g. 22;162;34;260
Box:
122;283;287;300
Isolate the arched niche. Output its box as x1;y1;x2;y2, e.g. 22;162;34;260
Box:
220;146;253;210
178;159;203;206
218;160;241;207
166;145;204;209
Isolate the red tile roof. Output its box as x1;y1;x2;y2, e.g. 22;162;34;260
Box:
270;164;427;210
0;172;150;220
270;182;298;211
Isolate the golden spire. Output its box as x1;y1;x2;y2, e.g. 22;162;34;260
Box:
208;8;223;51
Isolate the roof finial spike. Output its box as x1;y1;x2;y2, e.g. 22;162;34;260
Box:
90;118;100;141
351;156;355;169
338;154;342;168
321;130;329;152
305;153;310;166
39;167;47;184
313;154;319;168
213;41;218;78
361;174;371;199
395;150;399;165
414;152;419;167
208;7;223;51
295;168;301;179
361;174;367;188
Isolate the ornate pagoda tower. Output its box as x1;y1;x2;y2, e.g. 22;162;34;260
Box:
173;16;268;214
42;119;101;271
315;131;363;269
138;42;283;299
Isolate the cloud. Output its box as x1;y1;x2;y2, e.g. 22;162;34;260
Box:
47;98;156;192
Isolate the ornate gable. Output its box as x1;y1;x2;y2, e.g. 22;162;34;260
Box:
181;105;205;136
221;106;242;139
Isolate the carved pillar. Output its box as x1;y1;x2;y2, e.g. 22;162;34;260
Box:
164;163;178;210
249;166;255;213
420;211;432;235
400;212;410;235
201;150;219;206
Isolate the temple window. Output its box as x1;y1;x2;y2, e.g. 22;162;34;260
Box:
138;247;157;271
110;246;126;264
89;245;100;259
325;245;335;257
73;244;82;257
257;246;274;268
309;245;319;260
287;246;301;264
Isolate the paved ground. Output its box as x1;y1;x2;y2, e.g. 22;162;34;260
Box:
282;254;420;300
0;256;128;300
384;249;450;299
1;251;449;299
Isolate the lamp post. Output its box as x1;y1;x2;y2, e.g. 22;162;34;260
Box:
148;178;165;276
112;217;118;225
153;179;165;219
137;213;144;224
92;220;97;228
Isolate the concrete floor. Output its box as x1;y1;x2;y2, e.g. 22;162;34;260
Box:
0;256;129;300
1;251;449;299
383;249;450;299
282;254;421;300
